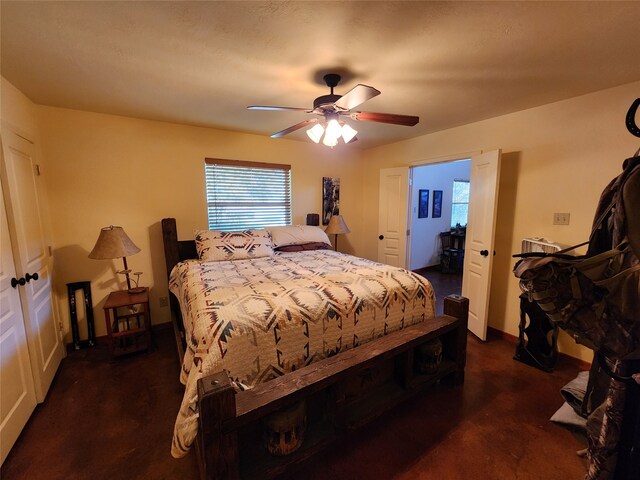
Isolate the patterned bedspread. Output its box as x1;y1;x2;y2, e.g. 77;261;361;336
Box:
169;250;435;457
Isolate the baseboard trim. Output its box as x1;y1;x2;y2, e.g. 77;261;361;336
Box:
65;321;173;353
487;326;591;371
486;326;518;343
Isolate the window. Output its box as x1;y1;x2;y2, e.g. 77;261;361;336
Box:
451;180;469;228
205;158;291;231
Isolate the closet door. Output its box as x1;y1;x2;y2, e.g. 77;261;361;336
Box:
0;180;37;464
1;128;64;402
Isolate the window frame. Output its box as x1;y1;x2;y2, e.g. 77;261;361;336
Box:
450;179;470;228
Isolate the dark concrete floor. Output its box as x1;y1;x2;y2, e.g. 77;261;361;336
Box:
300;336;588;480
413;266;463;315
2;270;588;480
1;329;199;480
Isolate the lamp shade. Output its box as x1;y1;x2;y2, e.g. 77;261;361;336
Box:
325;215;351;235
88;226;140;260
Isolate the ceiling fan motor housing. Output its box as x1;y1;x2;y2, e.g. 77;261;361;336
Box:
313;94;341;111
323;73;341;88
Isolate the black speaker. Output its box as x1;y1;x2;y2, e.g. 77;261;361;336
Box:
306;213;320;226
67;281;96;350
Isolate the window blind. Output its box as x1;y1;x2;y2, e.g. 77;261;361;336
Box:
205;159;292;231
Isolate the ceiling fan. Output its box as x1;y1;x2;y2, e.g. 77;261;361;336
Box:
248;74;419;147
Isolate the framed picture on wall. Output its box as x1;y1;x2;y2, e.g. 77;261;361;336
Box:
418;189;429;218
322;177;340;225
432;190;443;218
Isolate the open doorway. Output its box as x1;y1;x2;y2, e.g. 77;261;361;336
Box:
408;159;471;314
379;150;501;338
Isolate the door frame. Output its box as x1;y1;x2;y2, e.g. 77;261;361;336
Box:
406;151;480;274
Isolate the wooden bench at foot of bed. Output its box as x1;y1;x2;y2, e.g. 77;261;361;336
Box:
197;295;468;480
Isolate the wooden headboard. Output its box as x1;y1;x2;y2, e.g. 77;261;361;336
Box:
161;215;321;279
161;218;197;281
161;217;197;358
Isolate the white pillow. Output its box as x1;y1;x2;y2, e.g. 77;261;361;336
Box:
267;225;331;248
194;229;274;262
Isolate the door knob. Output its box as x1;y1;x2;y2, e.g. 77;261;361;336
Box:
378;235;384;240
11;277;26;288
25;272;39;283
480;249;489;257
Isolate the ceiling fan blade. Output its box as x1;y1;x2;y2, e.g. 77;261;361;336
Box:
248;106;311;112
271;119;318;138
350;111;419;126
334;84;381;111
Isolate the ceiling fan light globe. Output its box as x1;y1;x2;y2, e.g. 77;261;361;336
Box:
322;132;338;147
325;119;342;143
341;123;358;143
306;123;324;143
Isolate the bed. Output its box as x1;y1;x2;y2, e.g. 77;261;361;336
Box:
161;218;468;479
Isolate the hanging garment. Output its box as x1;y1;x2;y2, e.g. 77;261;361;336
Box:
514;155;640;480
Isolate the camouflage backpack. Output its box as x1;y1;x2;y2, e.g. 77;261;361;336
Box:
513;156;640;361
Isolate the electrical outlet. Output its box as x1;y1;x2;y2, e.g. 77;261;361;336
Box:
159;296;169;308
553;212;570;225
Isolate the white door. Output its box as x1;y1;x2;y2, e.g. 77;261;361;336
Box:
462;149;502;340
0;181;38;465
378;167;409;268
1;128;64;402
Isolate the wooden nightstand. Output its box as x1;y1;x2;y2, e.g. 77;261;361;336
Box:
103;288;152;359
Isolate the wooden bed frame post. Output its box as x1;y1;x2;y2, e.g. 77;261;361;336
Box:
161;217;194;361
443;294;469;385
161;217;180;279
197;372;240;480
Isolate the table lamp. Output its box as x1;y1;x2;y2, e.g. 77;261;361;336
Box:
325;215;351;251
89;225;144;294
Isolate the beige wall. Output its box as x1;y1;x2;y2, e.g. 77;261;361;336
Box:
358;81;640;362
37;107;364;339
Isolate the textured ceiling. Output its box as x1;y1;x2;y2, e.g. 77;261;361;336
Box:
2;1;640;149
